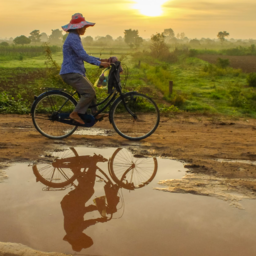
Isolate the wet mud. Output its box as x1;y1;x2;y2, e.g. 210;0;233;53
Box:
157;173;256;210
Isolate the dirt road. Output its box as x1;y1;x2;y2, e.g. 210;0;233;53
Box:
1;113;255;175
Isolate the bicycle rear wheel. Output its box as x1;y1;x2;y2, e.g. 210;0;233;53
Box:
31;91;78;139
109;148;158;190
110;92;160;140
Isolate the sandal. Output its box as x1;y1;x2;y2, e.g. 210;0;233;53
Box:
69;114;85;125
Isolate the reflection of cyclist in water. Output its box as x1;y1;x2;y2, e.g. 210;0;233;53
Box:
60;154;108;251
33;147;158;251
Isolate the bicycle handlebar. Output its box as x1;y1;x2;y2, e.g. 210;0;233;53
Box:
99;63;116;69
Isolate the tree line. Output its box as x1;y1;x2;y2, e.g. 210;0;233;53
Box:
1;29;125;46
1;28;255;49
11;29;64;46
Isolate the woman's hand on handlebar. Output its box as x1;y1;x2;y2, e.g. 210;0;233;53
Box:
100;58;110;62
100;61;111;68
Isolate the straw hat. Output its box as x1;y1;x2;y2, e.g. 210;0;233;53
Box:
62;13;95;32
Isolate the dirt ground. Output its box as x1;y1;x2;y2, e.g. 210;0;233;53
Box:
197;54;256;73
1;113;255;175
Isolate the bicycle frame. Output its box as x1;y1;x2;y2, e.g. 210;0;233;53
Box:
52;158;111;182
47;68;137;123
89;89;118;119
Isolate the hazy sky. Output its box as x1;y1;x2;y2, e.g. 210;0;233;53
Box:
1;0;256;39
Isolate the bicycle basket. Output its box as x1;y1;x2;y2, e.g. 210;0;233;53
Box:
94;68;110;89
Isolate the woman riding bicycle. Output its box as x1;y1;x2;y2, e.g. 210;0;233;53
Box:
60;13;110;125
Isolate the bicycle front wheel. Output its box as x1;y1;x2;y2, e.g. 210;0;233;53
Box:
110;92;160;140
32;147;79;188
31;91;78;139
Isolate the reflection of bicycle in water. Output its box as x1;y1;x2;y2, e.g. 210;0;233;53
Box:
32;148;158;251
33;147;158;191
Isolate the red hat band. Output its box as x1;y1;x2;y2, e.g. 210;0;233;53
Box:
70;17;85;24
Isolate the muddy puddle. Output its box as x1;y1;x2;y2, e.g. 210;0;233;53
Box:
217;158;256;166
74;127;114;136
1;147;256;256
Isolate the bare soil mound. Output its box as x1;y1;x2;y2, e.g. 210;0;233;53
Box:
197;55;256;73
0;242;69;256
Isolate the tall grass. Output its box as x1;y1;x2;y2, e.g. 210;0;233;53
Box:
131;48;256;117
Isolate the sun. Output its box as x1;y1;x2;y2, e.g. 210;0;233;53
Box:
133;0;168;17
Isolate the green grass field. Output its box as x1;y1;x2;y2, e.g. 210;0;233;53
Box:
0;45;132;68
0;45;256;118
129;53;256;118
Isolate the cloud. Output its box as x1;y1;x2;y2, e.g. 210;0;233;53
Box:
164;0;256;12
162;0;256;20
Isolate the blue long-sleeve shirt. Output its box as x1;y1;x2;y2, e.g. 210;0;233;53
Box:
60;31;101;76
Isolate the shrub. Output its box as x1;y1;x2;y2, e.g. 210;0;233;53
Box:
172;94;186;107
215;67;227;76
189;49;198;57
0;42;9;47
154;66;160;73
168;93;186;107
0;92;29;114
217;58;230;69
247;72;256;87
250;44;255;53
160;105;179;115
161;63;169;70
203;64;213;73
251;93;256;101
229;88;248;108
18;54;24;61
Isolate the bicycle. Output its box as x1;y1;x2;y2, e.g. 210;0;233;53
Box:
31;62;160;140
